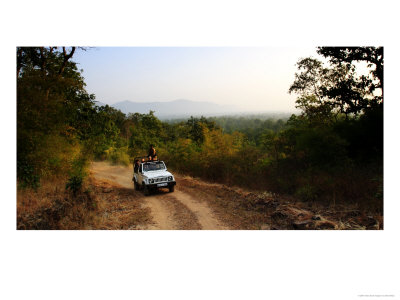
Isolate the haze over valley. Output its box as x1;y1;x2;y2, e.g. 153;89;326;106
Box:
96;99;295;119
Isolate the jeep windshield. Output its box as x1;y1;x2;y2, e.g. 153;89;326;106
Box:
143;161;166;172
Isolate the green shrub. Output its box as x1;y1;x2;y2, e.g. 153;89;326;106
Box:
66;157;88;196
66;175;84;196
295;185;319;202
17;160;40;189
105;146;130;166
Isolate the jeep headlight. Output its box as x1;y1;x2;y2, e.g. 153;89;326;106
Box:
149;179;154;184
168;176;173;181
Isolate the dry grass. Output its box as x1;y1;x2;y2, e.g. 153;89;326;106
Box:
175;175;383;230
85;179;151;229
17;176;99;230
17;176;66;217
17;176;153;230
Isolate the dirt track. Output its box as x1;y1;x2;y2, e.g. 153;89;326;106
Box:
90;162;229;230
89;162;382;230
16;162;382;230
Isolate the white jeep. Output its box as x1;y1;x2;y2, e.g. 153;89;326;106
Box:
132;157;176;196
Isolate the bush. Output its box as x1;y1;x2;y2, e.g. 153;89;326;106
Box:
295;127;349;169
66;157;88;196
295;185;319;202
66;175;84;196
17;160;40;189
105;146;130;166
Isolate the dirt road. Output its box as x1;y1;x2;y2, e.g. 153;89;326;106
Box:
90;162;229;230
89;162;382;230
17;162;381;230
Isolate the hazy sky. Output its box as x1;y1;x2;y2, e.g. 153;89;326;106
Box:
73;47;318;112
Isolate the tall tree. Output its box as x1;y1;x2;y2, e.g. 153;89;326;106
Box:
17;47;99;186
289;47;383;117
317;47;383;91
317;47;383;109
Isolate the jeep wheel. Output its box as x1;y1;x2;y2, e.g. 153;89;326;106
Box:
144;185;150;196
169;185;175;193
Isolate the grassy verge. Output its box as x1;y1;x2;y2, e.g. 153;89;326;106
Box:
17;176;151;230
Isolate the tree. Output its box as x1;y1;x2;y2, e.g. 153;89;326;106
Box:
128;111;165;154
186;116;219;144
317;47;383;94
289;47;383;117
17;47;108;186
317;47;383;113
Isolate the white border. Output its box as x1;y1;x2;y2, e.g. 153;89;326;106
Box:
2;1;399;299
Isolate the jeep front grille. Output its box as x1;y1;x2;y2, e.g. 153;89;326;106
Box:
154;177;168;183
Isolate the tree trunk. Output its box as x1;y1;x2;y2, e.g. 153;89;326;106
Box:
58;47;76;76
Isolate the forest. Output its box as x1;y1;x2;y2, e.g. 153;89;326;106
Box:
17;46;383;219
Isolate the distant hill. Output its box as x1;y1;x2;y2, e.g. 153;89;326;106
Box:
109;99;240;119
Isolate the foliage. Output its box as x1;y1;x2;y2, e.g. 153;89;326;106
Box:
105;146;130;166
17;47;121;188
290;47;383;117
317;47;383;94
65;157;88;196
17;160;40;189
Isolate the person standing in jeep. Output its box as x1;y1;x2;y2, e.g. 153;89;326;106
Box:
134;159;140;172
148;144;157;161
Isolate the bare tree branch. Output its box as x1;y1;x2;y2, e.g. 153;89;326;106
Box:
58;46;76;76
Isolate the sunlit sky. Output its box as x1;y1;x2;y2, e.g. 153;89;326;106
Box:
73;47;318;112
